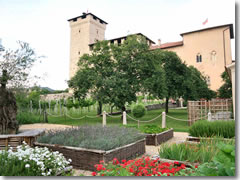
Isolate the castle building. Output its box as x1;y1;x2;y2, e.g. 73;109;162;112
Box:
68;13;234;91
150;24;234;91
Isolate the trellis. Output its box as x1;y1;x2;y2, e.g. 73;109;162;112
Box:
188;99;232;125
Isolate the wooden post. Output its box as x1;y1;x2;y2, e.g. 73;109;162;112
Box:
103;111;106;127
208;112;212;121
123;111;127;125
39;100;41;115
138;120;140;129
162;111;166;128
44;109;48;123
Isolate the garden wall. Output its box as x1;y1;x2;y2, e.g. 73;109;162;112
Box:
34;139;146;171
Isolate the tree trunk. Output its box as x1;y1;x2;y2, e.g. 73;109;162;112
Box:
97;101;102;115
0;87;19;134
110;106;114;114
165;97;169;114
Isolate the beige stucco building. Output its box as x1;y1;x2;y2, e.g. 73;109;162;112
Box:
68;13;234;92
151;24;234;91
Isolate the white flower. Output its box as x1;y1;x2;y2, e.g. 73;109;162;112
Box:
25;164;30;168
68;159;72;162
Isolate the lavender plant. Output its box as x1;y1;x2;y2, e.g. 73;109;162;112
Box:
37;125;145;151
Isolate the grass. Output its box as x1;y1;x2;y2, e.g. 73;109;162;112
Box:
189;120;235;138
37;125;145;151
18;108;190;132
159;138;235;164
27;108;190;132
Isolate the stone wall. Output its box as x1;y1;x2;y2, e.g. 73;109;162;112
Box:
40;93;72;101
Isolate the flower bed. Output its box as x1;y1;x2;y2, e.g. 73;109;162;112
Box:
0;142;72;176
0;128;45;150
34;139;145;171
145;128;173;146
35;125;146;171
92;156;187;176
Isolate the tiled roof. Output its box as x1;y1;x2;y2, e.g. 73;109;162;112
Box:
150;41;183;50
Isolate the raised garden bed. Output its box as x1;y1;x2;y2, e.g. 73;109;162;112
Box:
0;128;45;150
187;136;235;142
145;128;173;146
34;138;146;171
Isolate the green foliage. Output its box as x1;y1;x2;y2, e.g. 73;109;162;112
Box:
189;120;235;138
37;125;145;151
217;71;232;98
182;66;216;101
125;124;169;134
159;138;235;164
16;111;41;125
132;104;146;118
175;142;235;176
141;125;168;134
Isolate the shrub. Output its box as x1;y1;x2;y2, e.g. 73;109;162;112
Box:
189;120;235;138
0;142;72;176
16;111;41;125
132;104;146;118
92;156;186;176
37;125;145;151
159;138;235;164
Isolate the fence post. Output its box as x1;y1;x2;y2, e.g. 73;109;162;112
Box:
39;100;41;115
123;111;127;125
208;111;212;121
162;111;166;128
103;111;106;127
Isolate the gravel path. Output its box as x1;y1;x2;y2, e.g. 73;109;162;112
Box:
19;123;189;176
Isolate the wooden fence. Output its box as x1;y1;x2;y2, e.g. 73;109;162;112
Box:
188;99;232;125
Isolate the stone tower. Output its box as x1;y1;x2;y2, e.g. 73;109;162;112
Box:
68;13;107;80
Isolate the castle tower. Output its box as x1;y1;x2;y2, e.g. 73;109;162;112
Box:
68;13;107;80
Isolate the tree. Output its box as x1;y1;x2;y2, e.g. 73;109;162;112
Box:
69;35;164;113
69;40;114;115
0;41;40;134
159;51;188;113
217;71;232;98
182;66;216;101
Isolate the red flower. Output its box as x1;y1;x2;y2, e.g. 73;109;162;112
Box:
113;158;119;165
180;164;186;169
121;159;127;163
195;165;198;168
99;160;104;164
91;172;97;176
129;167;134;173
174;161;179;165
101;174;105;176
96;164;103;171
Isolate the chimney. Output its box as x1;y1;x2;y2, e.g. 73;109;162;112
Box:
158;39;161;46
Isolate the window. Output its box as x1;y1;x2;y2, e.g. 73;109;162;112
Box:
78;51;80;55
96;29;99;34
79;29;81;33
211;51;216;61
196;53;202;63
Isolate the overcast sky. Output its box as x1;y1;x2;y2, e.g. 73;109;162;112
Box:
0;0;236;90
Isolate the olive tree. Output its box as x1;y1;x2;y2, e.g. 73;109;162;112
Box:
0;41;41;134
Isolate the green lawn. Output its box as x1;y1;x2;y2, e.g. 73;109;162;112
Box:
44;108;190;132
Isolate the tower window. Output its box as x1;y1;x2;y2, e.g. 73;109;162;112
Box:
196;53;202;63
79;29;81;33
78;51;80;55
96;29;99;34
